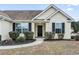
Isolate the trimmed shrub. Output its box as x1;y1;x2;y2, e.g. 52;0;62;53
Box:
9;31;19;41
45;32;55;39
0;35;1;41
16;36;26;43
52;32;55;39
71;36;75;39
75;34;79;41
58;33;64;39
24;31;34;39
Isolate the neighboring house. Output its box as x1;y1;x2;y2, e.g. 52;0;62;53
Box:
0;4;74;41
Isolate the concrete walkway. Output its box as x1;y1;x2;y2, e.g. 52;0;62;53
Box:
0;38;44;49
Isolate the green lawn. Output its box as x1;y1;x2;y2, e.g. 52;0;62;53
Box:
0;41;79;55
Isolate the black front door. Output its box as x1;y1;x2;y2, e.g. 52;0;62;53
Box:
37;25;42;37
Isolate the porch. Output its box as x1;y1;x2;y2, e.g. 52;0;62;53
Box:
32;23;46;38
32;20;49;38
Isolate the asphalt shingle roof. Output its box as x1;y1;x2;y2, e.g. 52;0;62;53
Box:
0;10;42;20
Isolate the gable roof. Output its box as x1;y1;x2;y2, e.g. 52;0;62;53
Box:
0;10;42;20
0;11;13;22
0;11;11;19
0;4;74;21
32;4;74;21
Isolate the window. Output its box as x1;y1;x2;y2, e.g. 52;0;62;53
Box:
55;23;62;33
15;23;29;33
52;23;65;33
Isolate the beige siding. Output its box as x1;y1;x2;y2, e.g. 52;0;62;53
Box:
46;12;71;39
46;23;51;32
0;20;12;41
64;22;71;39
37;8;56;19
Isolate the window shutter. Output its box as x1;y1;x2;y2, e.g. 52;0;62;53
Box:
52;23;55;32
62;23;65;33
13;23;15;31
29;23;31;31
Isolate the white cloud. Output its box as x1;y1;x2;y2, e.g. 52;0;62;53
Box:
66;8;73;11
72;4;79;6
67;4;72;7
67;4;79;7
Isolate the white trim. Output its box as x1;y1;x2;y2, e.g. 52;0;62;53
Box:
13;20;49;23
32;4;74;21
35;23;45;37
15;23;29;33
0;15;12;22
32;20;49;23
55;23;63;33
32;4;57;20
46;10;59;19
0;4;74;22
13;20;32;23
51;5;74;21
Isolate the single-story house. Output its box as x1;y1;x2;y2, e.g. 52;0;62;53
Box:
0;4;74;41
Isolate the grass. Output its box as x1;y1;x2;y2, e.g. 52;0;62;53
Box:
0;41;79;55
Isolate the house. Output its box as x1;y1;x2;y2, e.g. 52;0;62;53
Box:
0;4;74;41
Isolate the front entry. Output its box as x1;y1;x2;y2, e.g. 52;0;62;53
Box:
37;25;43;37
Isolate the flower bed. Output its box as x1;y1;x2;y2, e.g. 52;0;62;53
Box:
0;39;36;46
0;31;35;46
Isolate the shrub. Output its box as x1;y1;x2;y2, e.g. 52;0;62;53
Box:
0;35;1;41
52;32;55;39
24;31;34;39
9;31;19;41
71;36;75;39
45;32;52;39
58;33;64;39
45;32;55;39
75;34;79;41
0;39;14;45
16;36;26;43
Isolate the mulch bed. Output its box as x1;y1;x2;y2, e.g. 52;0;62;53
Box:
44;39;76;41
0;39;36;46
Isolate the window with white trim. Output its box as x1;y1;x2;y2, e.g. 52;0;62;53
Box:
15;23;29;33
55;23;62;33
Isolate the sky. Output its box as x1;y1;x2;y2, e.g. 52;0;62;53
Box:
0;4;79;21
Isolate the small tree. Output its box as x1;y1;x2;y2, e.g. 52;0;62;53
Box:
71;22;78;33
